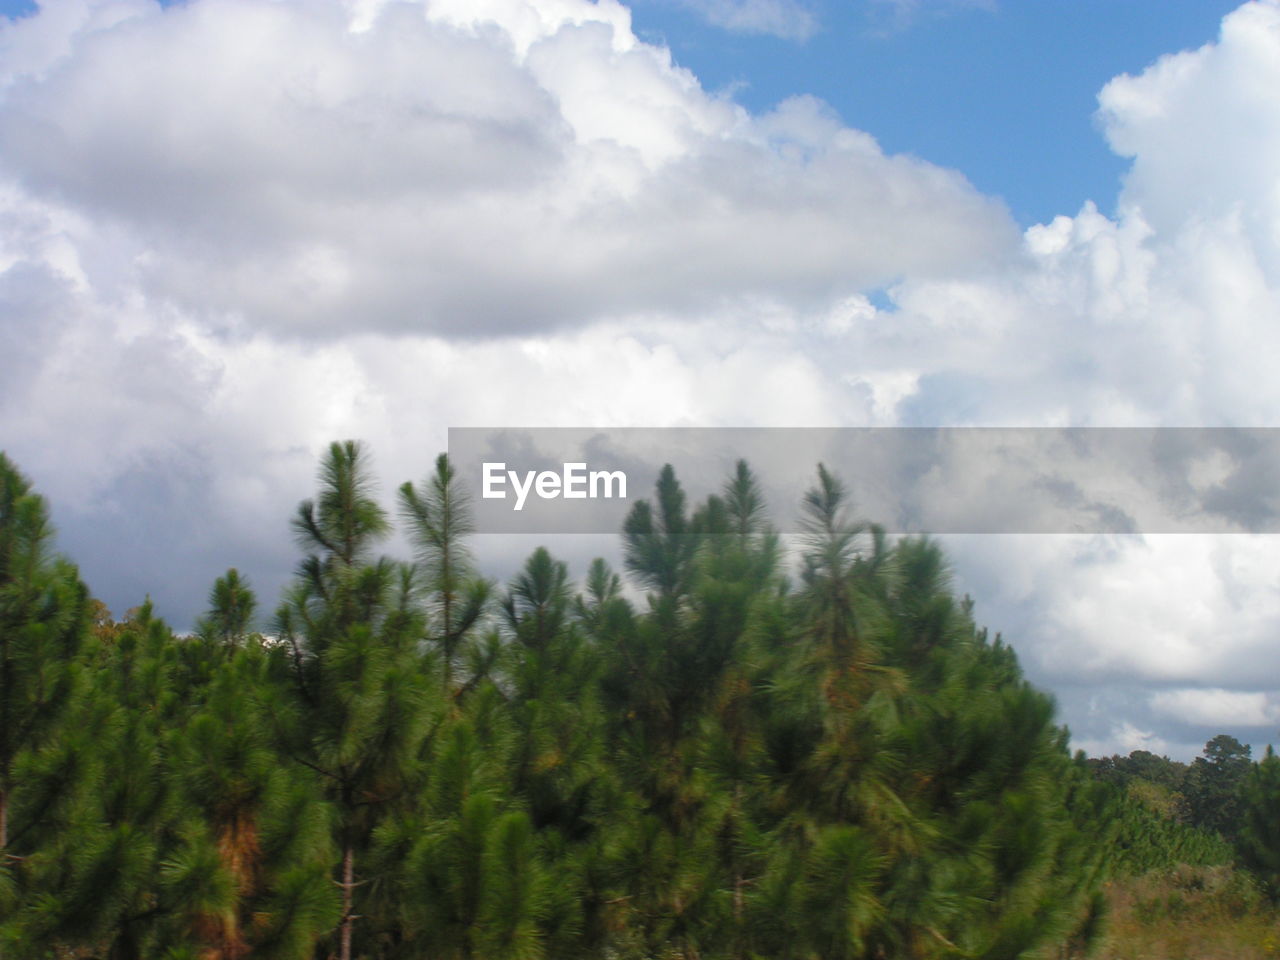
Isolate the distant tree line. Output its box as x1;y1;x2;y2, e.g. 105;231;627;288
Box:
1089;734;1252;837
0;444;1277;959
1088;735;1280;890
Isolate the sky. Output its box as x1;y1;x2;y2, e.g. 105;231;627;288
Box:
627;0;1244;226
1;0;1279;761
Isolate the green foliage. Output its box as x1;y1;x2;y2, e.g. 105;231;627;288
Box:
399;453;491;690
273;440;437;960
1109;783;1233;875
198;568;258;647
1186;734;1253;840
1088;734;1265;883
1236;745;1280;898
7;443;1251;960
0;452;91;853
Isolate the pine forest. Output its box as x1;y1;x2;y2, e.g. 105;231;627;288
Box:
1;442;1278;960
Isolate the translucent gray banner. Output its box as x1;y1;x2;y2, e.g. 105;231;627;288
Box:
447;428;1280;534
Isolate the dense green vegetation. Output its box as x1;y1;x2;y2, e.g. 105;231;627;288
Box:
0;444;1277;959
1077;739;1280;959
1088;740;1246;877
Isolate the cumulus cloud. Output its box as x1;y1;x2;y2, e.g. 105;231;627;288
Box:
3;0;1280;758
0;0;1006;543
829;0;1280;754
0;0;1009;338
947;534;1280;690
817;1;1280;433
1099;1;1280;273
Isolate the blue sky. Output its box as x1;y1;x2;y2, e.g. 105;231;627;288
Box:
627;0;1242;225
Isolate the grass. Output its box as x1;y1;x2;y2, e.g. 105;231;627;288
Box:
1094;864;1280;960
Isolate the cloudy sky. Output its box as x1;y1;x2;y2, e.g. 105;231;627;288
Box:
2;0;1279;760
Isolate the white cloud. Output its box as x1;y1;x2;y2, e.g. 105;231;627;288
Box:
0;0;1009;340
948;534;1280;691
850;2;1280;429
1073;722;1174;761
1151;689;1280;728
852;3;1280;758
1099;1;1280;275
3;0;1280;759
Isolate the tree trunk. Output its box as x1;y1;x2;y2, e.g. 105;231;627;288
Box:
0;787;5;960
339;844;355;960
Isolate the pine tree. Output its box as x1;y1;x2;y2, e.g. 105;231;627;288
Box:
0;453;90;855
1237;745;1280;898
0;454;93;958
1186;734;1253;838
682;461;785;959
503;547;613;958
9;603;196;959
399;454;491;694
199;568;258;648
601;464;788;959
173;577;337;958
272;441;433;960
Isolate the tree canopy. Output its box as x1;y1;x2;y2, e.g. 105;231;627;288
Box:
0;444;1275;958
